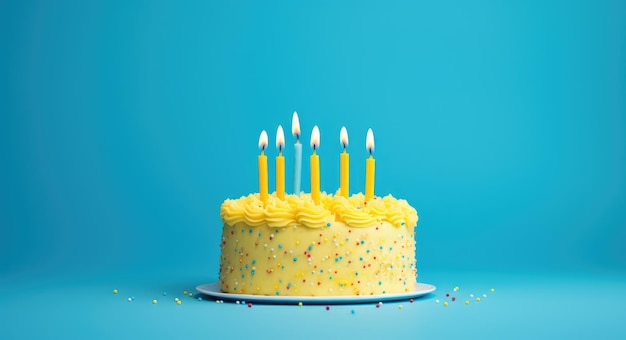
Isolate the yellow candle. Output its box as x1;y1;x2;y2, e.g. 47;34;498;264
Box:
310;125;321;204
275;125;285;200
258;130;269;202
339;126;349;198
365;128;375;201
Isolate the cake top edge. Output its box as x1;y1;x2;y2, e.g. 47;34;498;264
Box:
220;192;418;229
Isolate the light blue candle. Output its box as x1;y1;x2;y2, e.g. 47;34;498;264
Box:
292;112;302;194
293;142;302;194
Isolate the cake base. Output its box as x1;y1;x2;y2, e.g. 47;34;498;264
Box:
219;221;417;296
196;282;435;304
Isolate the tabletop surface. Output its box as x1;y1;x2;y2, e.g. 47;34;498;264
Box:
2;269;625;339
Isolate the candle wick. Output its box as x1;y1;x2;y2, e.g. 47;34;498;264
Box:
343;143;347;151
369;148;372;156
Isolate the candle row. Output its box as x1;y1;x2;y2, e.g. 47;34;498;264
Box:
258;112;376;205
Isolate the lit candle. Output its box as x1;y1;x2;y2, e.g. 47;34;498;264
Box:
310;125;321;204
275;125;285;200
292;111;302;194
365;128;375;201
258;130;269;202
339;126;349;198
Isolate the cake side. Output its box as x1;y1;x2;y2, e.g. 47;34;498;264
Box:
218;193;419;296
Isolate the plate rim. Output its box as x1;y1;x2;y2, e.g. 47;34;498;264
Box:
196;282;436;304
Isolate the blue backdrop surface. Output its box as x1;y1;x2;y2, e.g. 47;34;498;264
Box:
1;0;625;338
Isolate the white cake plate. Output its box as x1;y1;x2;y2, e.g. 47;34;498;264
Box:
196;282;436;304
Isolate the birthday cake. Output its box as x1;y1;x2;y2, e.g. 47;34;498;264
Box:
218;192;418;296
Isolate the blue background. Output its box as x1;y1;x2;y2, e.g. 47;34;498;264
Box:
1;0;625;338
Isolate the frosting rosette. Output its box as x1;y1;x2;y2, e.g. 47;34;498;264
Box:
347;192;367;208
365;197;388;220
338;206;379;228
264;195;297;228
295;197;332;228
242;194;266;227
220;198;246;226
323;193;350;218
399;199;419;227
378;195;403;226
384;195;419;227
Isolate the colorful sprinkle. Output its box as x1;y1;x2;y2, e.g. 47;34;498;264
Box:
177;300;182;305
465;300;469;305
445;293;450;297
113;289;118;294
198;297;203;301
435;299;440;304
409;299;414;303
184;291;188;295
470;294;474;298
453;286;459;292
443;301;449;307
482;294;487;298
298;302;303;307
351;309;355;314
476;297;481;302
490;288;495;293
152;299;158;304
326;306;330;311
451;297;456;302
248;303;252;308
162;292;167;296
398;305;403;309
127;297;132;302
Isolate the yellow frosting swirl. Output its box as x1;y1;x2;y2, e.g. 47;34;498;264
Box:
295;196;332;228
219;192;418;229
220;198;246;226
323;194;350;218
400;200;419;227
242;194;266;227
388;195;419;227
347;192;367;208
366;198;389;221
339;206;379;228
265;196;297;228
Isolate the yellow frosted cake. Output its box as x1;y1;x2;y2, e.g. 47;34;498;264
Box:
218;192;419;296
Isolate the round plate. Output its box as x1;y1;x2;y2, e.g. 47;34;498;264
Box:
196;282;436;304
